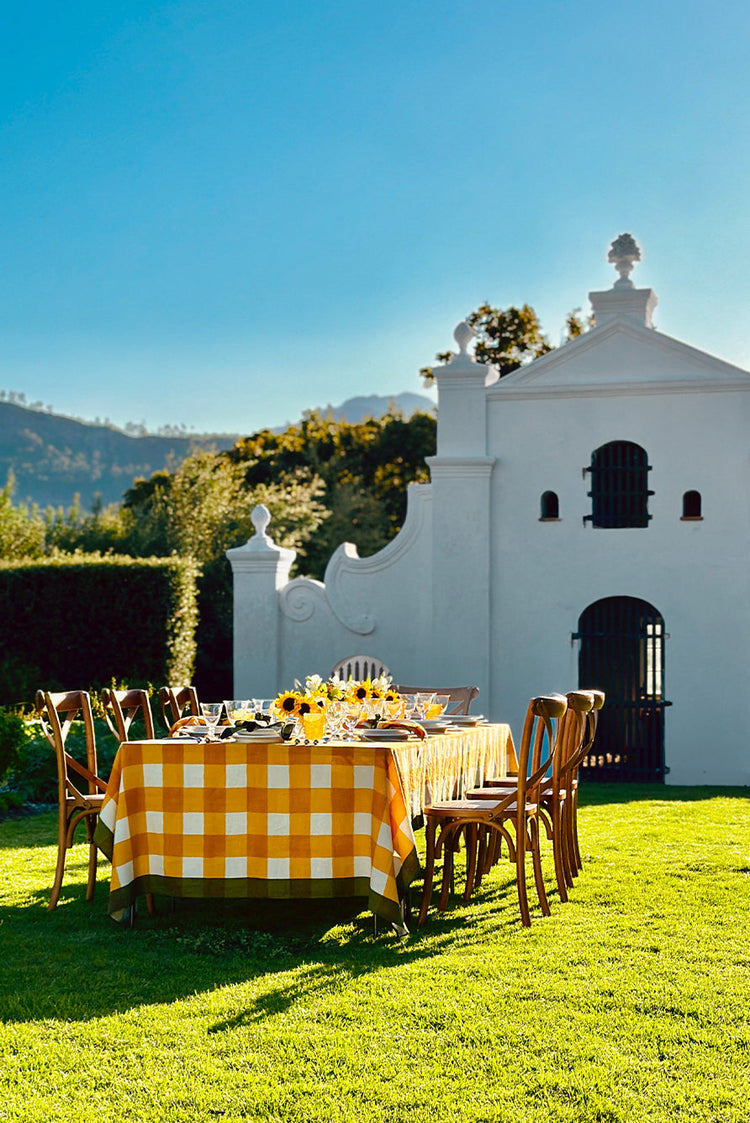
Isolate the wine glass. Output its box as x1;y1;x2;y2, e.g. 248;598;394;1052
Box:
428;694;451;719
224;699;250;724
413;692;436;720
200;702;223;740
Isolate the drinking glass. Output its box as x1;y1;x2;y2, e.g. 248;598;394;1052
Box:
341;704;363;740
428;694;451;719
253;698;277;718
301;710;326;742
200;702;223;740
413;692;436;720
224;699;251;723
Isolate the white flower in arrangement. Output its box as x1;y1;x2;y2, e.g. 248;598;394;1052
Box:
372;673;393;693
305;674;324;693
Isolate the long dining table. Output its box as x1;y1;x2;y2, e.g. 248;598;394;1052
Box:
93;723;514;930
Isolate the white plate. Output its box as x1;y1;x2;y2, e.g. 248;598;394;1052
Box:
360;728;411;741
415;720;451;733
233;730;284;744
447;715;485;726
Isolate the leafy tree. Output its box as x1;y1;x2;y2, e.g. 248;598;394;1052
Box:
0;475;45;558
227;408;436;577
564;307;595;340
420;302;595;383
121;448;331;696
421;303;553;383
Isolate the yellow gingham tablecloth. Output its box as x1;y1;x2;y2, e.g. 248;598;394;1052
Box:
390;724;515;819
94;739;419;928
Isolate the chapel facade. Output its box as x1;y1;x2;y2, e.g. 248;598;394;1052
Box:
229;237;750;786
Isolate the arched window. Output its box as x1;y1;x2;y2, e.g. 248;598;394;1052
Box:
681;490;702;519
584;441;652;528
540;491;559;520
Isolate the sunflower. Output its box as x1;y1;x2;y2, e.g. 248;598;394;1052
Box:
275;690;301;717
347;679;372;702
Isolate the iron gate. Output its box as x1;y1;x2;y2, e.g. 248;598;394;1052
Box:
574;596;670;782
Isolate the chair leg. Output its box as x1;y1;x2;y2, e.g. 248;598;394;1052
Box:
418;816;438;926
550;801;569;903
85;815;99;902
439;828;455;913
561;799;576;888
48;843;67;911
48;810;70;911
463;824;478;901
514;821;531;928
529;817;551;917
571;792;583;873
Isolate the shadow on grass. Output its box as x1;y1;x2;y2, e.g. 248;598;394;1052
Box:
0;811;493;1027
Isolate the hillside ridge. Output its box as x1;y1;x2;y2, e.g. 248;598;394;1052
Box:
0;392;434;509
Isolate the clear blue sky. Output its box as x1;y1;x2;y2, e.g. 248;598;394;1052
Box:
1;1;748;435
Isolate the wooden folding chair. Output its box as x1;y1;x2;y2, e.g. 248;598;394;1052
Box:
468;691;595;902
35;690;108;910
568;689;605;876
158;685;200;731
102;688;156;743
394;684;479;715
418;694;568;928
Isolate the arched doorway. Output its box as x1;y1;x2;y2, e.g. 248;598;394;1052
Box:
574;596;670;782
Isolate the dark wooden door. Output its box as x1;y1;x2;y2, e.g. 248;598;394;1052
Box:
575;596;669;782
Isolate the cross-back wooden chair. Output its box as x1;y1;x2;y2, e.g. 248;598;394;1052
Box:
158;685;200;732
102;688;156;744
468;690;595;902
330;656;391;682
394;684;479;715
35;689;108;910
418;693;568;928
567;689;605;877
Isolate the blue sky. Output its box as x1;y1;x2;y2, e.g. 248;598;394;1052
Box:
1;1;748;434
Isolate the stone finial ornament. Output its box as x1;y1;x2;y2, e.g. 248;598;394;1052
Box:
608;233;642;287
452;320;475;356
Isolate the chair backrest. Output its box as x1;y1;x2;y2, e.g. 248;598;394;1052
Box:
573;688;605;771
516;693;569;806
158;685;201;730
35;690;107;802
555;691;596;784
394;684;479;715
330;656;391;682
103;688;156;743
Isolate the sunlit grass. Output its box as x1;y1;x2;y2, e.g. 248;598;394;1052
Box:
1;786;749;1122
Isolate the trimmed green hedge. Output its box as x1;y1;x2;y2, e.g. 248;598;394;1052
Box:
0;554;199;706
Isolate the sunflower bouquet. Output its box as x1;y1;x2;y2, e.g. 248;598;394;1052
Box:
272;673;405;740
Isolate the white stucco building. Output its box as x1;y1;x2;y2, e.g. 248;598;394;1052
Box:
229;237;750;786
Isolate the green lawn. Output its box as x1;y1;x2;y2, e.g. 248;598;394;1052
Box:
1;786;749;1123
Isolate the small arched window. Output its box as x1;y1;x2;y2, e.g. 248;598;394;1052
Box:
584;441;652;528
681;490;702;519
540;491;559;520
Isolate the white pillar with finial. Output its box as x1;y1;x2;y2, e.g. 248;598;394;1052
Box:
424;321;496;691
589;233;658;327
226;504;296;698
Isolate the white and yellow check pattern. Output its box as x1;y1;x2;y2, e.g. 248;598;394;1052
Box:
94;739;419;927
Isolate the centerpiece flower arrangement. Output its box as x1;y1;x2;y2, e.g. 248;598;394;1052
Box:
271;674;403;740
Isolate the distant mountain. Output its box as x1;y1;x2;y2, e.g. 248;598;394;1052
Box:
0;392;436;510
321;392;435;424
0;401;240;510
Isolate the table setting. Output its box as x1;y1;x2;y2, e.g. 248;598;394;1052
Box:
93;674;513;933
